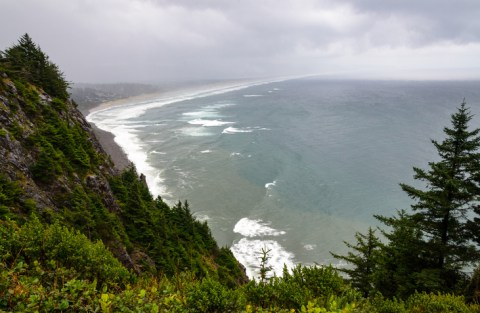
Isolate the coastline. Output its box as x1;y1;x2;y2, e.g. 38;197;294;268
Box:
84;79;272;172
86;91;168;171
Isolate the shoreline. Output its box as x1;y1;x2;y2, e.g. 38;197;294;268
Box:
85;78;273;172
85;77;287;197
87;91;170;171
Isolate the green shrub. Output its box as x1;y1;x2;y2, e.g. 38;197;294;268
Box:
0;174;23;218
186;277;243;312
0;217;131;286
30;143;63;183
7;120;22;139
14;80;39;115
406;292;478;313
51;97;66;111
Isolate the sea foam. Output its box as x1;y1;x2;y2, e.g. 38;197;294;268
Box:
188;119;234;127
265;180;277;189
231;218;294;279
86;79;281;197
222;126;270;134
222;127;253;134
231;238;295;279
234;217;286;237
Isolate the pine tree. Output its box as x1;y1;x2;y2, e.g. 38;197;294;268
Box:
330;227;381;297
1;33;69;99
398;101;480;291
374;210;426;297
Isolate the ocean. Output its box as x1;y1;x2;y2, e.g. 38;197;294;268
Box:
87;78;480;279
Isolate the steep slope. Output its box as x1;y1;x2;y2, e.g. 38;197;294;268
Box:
0;34;247;286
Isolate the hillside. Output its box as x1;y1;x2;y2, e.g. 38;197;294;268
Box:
2;34;480;312
0;32;246;281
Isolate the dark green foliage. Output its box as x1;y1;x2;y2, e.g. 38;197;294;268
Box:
14;79;40;116
0;217;131;288
395;101;480;293
465;265;480;303
331;102;480;300
405;293;474;313
4;33;480;311
51;97;67;111
30;143;63;183
0;34;69;100
0;174;35;220
374;211;427;298
331;227;381;297
7;120;23;140
215;247;248;287
0;174;23;218
186;277;243;312
109;167;236;281
243;264;355;311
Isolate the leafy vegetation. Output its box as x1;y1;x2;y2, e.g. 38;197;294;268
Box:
333;101;480;301
0;33;69;100
2;34;480;311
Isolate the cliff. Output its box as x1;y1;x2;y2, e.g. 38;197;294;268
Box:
0;34;247;286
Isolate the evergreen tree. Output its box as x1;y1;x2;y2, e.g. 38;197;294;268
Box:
1;33;69;99
374;210;426;297
394;101;480;293
331;227;381;297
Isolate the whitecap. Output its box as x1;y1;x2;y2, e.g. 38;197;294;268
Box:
243;94;263;97
150;150;166;155
179;127;215;137
230;152;242;157
233;217;286;237
231;238;295;279
86;77;300;198
182;110;220;119
203;103;236;110
200;150;212;154
188;119;234;127
222;127;253;134
265;180;277;189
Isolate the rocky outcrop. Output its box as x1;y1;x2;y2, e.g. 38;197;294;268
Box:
0;72;135;268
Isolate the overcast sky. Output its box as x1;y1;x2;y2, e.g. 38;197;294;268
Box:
1;0;479;83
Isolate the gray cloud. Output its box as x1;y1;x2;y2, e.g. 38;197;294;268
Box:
1;0;479;82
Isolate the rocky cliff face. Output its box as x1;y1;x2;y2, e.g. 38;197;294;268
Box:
0;71;136;269
0;34;248;286
0;71;248;284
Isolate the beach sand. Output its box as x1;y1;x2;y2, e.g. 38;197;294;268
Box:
86;91;167;171
91;124;131;170
85;78;269;171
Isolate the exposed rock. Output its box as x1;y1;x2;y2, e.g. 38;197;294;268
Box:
0;74;138;269
130;249;157;274
85;174;121;213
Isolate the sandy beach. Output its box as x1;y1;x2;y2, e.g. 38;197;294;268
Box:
85;79;267;171
85;76;286;178
86;91;168;171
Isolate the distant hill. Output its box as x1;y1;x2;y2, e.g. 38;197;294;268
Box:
70;83;163;114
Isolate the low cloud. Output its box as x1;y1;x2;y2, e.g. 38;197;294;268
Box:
1;0;478;82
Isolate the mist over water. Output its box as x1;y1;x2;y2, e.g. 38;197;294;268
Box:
88;78;480;279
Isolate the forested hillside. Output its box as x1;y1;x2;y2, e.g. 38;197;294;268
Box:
1;34;480;312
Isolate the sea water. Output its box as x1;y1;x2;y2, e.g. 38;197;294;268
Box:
87;78;480;279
